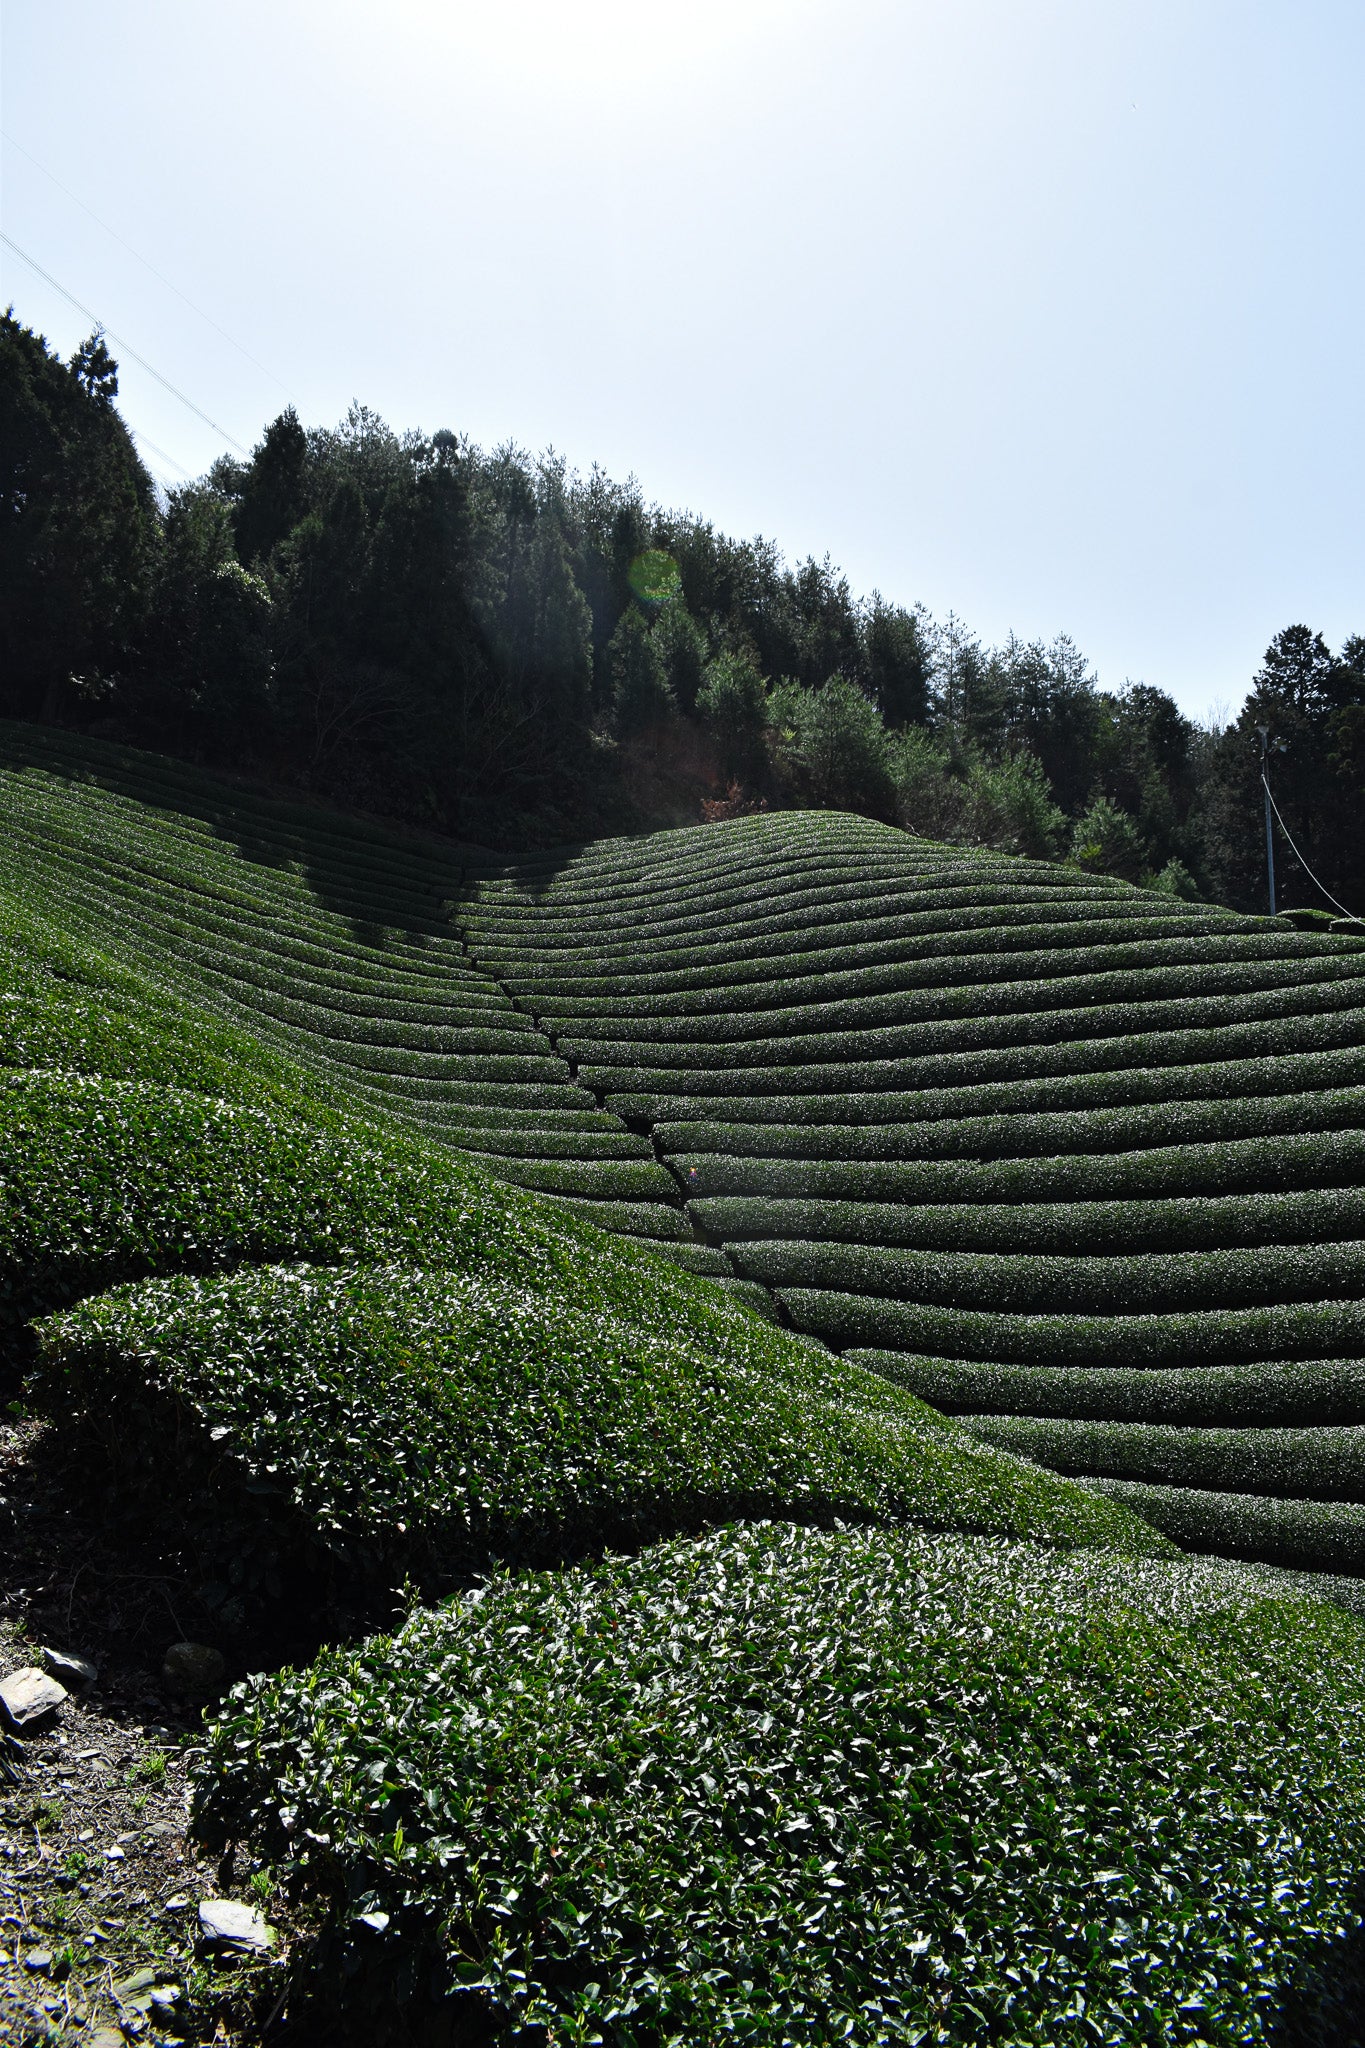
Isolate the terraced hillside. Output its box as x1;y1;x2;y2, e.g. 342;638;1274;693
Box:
458;813;1365;1575
10;722;1365;2040
0;723;703;1264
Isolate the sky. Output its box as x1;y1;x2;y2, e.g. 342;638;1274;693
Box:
3;0;1362;725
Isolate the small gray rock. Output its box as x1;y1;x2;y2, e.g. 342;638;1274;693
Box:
198;1896;277;1953
24;1947;53;1973
0;1666;67;1728
42;1645;97;1689
161;1642;226;1694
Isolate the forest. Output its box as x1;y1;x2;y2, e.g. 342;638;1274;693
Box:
3;309;1362;915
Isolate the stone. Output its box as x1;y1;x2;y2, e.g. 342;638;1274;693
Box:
42;1646;97;1690
89;2034;127;2048
161;1642;226;1694
23;1947;53;1973
198;1896;277;1953
113;1966;159;1998
0;1666;67;1728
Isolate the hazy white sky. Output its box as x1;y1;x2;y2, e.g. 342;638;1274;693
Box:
4;0;1362;722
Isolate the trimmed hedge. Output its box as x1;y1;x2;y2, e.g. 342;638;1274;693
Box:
192;1519;1365;2045
1082;1476;1365;1575
584;1045;1365;1121
958;1412;1365;1503
473;906;1228;982
692;1187;1365;1254
733;1237;1365;1315
558;1000;1365;1075
847;1352;1365;1428
532;953;1364;1025
778;1286;1365;1368
539;970;1365;1051
497;930;1337;1004
670;1131;1365;1204
39;1263;1164;1596
658;1084;1365;1162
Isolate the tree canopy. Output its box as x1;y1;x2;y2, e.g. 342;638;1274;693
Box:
1;315;1360;912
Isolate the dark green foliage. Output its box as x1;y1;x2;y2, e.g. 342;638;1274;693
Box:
695;650;768;777
0;316;159;719
609;605;673;733
847;1351;1365;1428
736;1237;1365;1315
752;674;896;816
960;1411;1365;1504
8;728;1365;2038
41;1262;1156;1598
194;1520;1365;2044
1084;1477;1365;1576
694;1187;1365;1254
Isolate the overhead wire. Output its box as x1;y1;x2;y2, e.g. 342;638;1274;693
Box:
1261;773;1359;921
1;231;252;454
1;130;294;403
130;429;192;480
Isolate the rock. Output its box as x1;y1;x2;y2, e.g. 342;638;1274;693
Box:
161;1641;226;1694
24;1947;53;1973
42;1645;97;1689
0;1666;67;1728
89;2034;126;2048
198;1897;277;1953
113;1965;159;1997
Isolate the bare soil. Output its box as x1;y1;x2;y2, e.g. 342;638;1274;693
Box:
0;1413;301;2046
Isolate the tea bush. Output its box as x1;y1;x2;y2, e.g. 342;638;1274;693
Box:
40;1265;1162;1596
194;1520;1365;2046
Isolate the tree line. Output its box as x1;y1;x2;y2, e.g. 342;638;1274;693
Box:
3;310;1361;916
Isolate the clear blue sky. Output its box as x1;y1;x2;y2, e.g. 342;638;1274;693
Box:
4;0;1362;723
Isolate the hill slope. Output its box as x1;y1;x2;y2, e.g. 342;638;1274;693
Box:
7;723;1365;2040
456;810;1365;1573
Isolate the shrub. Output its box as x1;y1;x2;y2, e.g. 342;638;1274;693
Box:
192;1520;1365;2045
957;1412;1365;1504
846;1351;1365;1428
1083;1476;1365;1576
39;1263;1164;1601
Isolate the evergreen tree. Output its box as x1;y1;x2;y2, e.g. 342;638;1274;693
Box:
610;607;673;734
0;316;159;720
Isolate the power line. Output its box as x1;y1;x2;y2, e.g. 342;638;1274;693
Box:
130;428;192;479
1261;772;1359;921
1;232;252;455
1;130;294;401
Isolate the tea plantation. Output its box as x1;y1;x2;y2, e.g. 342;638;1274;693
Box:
6;719;1365;2043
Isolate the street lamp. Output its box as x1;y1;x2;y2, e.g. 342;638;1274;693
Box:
1256;726;1276;915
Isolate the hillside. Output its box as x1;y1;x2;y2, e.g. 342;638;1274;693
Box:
5;720;1365;2042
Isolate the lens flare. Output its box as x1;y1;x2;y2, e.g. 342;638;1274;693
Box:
627;549;682;607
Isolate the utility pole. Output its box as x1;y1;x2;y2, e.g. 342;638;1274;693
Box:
1256;725;1277;915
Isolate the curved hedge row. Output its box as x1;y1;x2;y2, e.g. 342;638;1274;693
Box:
845;1352;1365;1427
1081;1477;1365;1576
582;1044;1365;1119
673;1130;1365;1204
735;1237;1365;1314
958;1412;1365;1503
0;743;691;1244
659;1085;1365;1161
39;1263;1154;1600
779;1287;1365;1368
693;1188;1365;1253
192;1519;1365;2045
